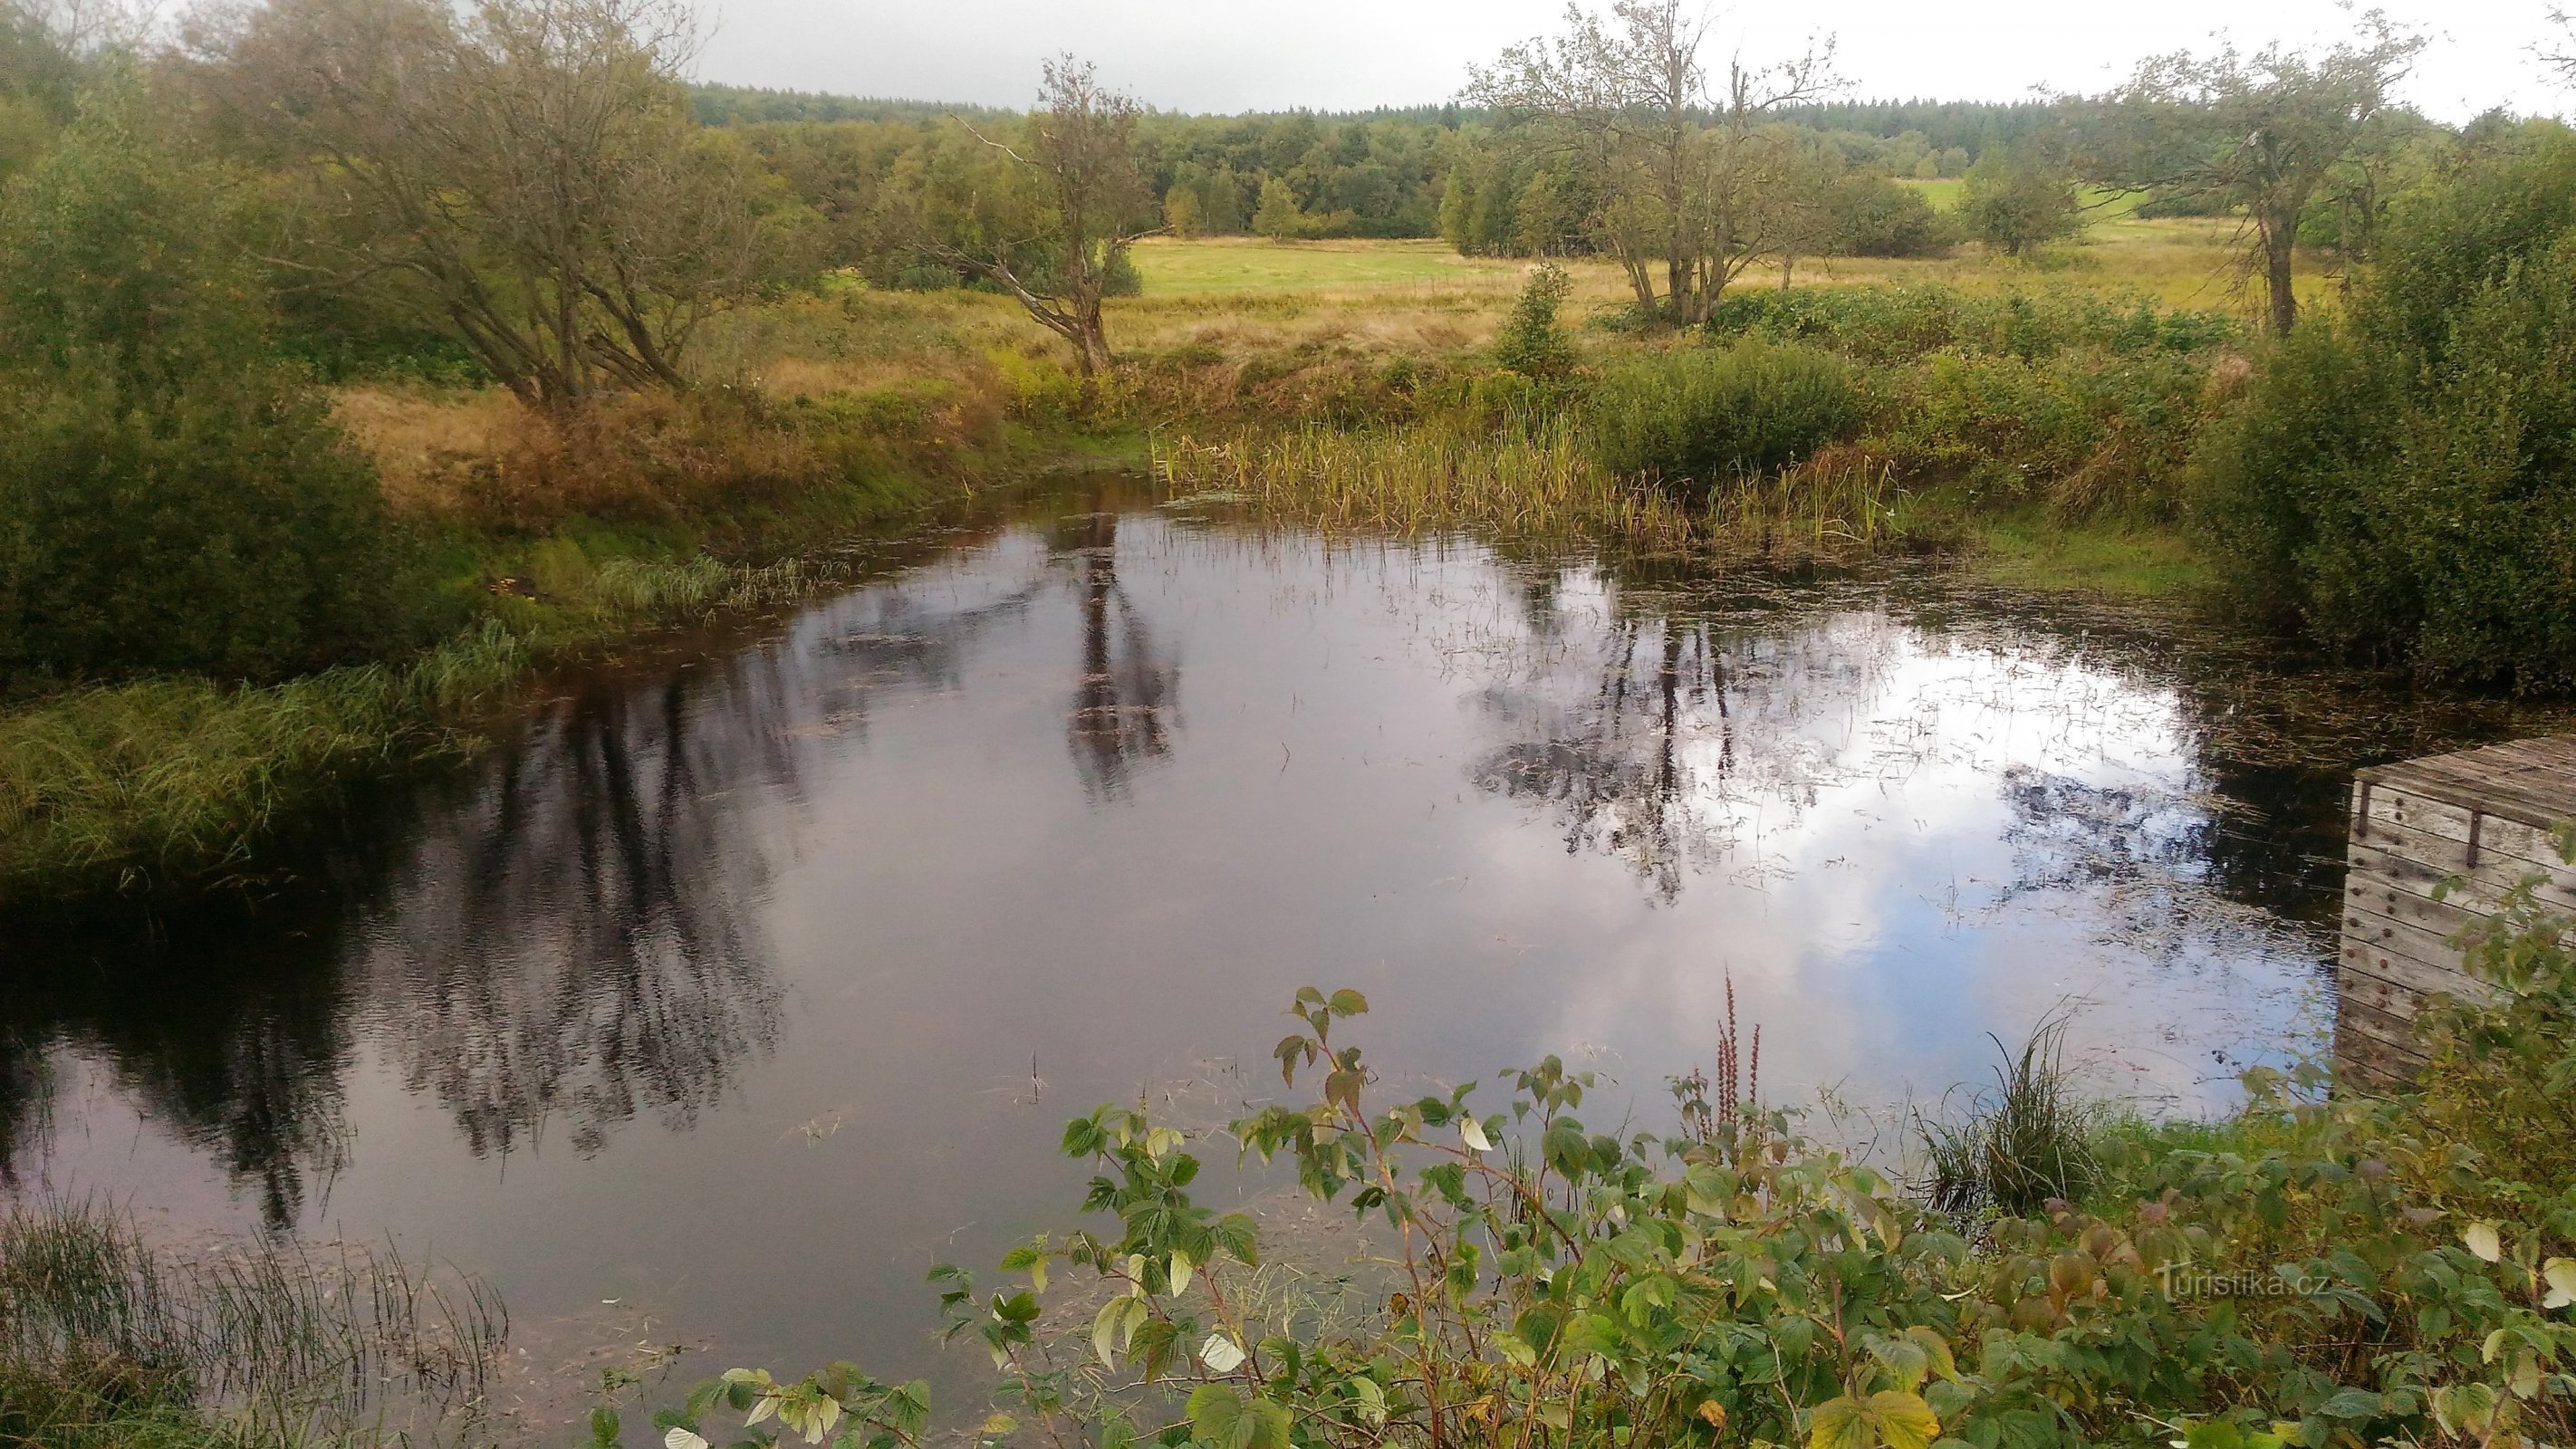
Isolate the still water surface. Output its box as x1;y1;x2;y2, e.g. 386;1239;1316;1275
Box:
0;480;2504;1406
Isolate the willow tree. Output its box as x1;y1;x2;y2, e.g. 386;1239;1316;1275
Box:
2095;18;2423;335
1466;0;1835;324
198;0;782;406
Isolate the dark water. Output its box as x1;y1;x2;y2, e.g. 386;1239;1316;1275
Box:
0;480;2539;1416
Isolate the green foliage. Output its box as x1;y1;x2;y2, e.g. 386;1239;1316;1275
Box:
2190;123;2576;686
1824;172;1959;258
0;555;839;901
2417;824;2576;1205
0;366;408;681
1919;1015;2101;1217
834;961;2574;1449
1957;147;2081;258
0;80;411;682
0;76;268;390
1591;341;1863;494
1491;263;1575;378
1709;285;2239;364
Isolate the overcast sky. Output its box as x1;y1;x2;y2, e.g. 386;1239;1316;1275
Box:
692;0;2571;122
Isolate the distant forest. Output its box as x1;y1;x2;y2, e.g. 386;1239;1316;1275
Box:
689;82;2077;256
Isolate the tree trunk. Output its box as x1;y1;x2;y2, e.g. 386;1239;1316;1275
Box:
2264;216;2299;335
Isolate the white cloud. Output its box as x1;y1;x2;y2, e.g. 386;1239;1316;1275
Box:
695;0;2570;122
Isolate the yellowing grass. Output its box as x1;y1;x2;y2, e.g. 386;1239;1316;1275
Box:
1157;424;1697;546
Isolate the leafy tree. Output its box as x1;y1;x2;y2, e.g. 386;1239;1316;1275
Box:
2191;123;2576;686
1161;185;1202;238
2095;18;2423;334
0;0;83;183
1826;171;1956;256
916;56;1159;379
199;0;789;407
0;83;402;679
1251;175;1308;240
1491;262;1575;377
1466;0;1836;324
1957;143;2080;257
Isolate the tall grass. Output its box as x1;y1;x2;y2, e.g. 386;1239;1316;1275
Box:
1917;1012;2103;1217
1156;424;1921;560
1154;423;1699;546
1709;445;1910;551
0;1197;505;1448
0;554;853;902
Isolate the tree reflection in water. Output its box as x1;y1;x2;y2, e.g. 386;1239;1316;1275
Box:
358;674;789;1158
0;523;1111;1205
1470;570;1900;901
0;919;356;1227
1050;509;1178;802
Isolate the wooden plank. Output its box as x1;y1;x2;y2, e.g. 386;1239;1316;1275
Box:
2335;964;2436;1022
2336;993;2427;1037
2343;820;2576;913
2340;900;2480;985
2331;1012;2427;1087
2355;787;2567;866
2341;876;2483;939
2334;998;2432;1062
2368;756;2576;830
2336;930;2497;1003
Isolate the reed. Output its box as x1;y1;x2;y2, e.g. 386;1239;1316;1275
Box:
0;1197;505;1448
1918;1012;2104;1217
1153;422;1698;547
1707;445;1911;552
1155;424;1924;561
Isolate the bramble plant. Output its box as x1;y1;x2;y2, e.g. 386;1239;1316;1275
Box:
649;870;2576;1449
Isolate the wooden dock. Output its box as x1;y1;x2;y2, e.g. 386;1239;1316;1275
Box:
2338;736;2576;1086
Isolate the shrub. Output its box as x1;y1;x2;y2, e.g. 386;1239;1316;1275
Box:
1492;262;1576;378
0;74;412;682
1710;284;2238;364
1828;173;1959;258
0;366;407;681
1881;350;2215;515
2190;124;2576;686
1590;340;1863;494
665;953;2576;1449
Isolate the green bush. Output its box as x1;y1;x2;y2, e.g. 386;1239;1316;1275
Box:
0;78;412;682
666;932;2576;1449
1881;349;2214;514
1590;340;1863;493
1493;262;1576;378
1710;284;2239;364
2190;123;2576;686
0;367;408;680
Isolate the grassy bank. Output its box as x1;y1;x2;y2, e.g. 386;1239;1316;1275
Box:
0;355;1129;905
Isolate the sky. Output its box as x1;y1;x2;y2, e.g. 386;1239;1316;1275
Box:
692;0;2572;121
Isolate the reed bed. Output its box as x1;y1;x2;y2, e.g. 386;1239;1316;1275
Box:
1706;446;1911;552
1154;423;1699;547
1155;424;1921;559
0;555;852;902
0;1197;505;1448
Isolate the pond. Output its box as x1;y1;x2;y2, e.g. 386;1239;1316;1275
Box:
0;476;2537;1419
